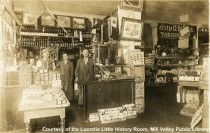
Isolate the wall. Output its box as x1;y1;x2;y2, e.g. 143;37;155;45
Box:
0;9;6;130
14;7;105;27
0;1;24;130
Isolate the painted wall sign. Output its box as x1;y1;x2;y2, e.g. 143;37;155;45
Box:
157;23;197;39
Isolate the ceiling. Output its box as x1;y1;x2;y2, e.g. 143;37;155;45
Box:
12;0;209;24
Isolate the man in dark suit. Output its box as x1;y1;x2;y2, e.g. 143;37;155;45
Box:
75;49;94;108
60;52;74;101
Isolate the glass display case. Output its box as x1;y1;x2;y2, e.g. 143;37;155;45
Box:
93;41;132;80
94;64;134;80
93;41;129;65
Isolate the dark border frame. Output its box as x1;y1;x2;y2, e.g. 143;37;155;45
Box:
72;17;86;29
120;17;143;41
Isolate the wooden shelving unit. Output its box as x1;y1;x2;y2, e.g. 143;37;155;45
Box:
157;63;197;67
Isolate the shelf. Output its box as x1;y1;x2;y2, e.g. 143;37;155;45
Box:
95;64;128;67
199;43;209;46
178;81;199;87
95;65;145;67
146;83;177;87
157;63;197;67
20;43;91;48
156;56;197;59
156;73;177;76
21;32;92;39
21;32;58;37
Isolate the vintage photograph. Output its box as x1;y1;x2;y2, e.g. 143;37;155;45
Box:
0;0;209;133
121;17;143;41
72;17;86;29
56;15;71;28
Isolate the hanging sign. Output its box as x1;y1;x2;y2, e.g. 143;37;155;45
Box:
157;23;197;39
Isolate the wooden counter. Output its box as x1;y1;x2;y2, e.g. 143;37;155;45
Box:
83;78;135;119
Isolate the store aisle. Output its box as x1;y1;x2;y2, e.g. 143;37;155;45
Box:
67;84;193;129
18;84;203;133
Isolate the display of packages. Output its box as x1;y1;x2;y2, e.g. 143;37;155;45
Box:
89;104;137;124
185;89;199;104
19;65;33;88
178;69;200;81
89;113;100;123
19;86;69;111
98;107;126;124
135;78;144;113
200;58;208;83
122;104;137;119
130;51;144;65
34;70;61;86
180;101;199;117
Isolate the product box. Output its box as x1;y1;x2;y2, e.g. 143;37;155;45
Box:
89;113;100;123
22;12;36;25
52;80;62;87
38;14;55;27
56;15;71;28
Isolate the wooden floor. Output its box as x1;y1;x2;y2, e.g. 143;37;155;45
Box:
3;84;205;133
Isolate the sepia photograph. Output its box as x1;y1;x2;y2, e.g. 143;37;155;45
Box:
0;0;209;133
120;17;143;41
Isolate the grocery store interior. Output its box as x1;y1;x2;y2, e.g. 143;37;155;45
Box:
0;0;209;133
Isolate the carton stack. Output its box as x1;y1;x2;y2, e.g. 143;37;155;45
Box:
19;86;68;110
34;70;61;86
135;77;144;113
89;104;137;124
34;69;49;85
122;104;137;119
19;65;32;88
98;107;126;124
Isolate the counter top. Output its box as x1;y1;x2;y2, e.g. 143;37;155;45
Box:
83;78;135;84
19;87;70;111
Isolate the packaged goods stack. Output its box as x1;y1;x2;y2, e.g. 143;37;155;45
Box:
33;69;61;87
180;101;199;117
122;104;137;119
191;104;203;128
19;85;69;111
89;113;100;123
88;104;137;124
180;87;199;117
19;64;33;89
199;58;209;128
130;51;145;114
98;107;126;124
177;67;201;117
199;58;208;84
178;69;200;82
135;77;145;113
50;71;62;88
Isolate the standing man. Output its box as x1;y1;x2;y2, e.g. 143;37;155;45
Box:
60;52;74;101
75;49;94;109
